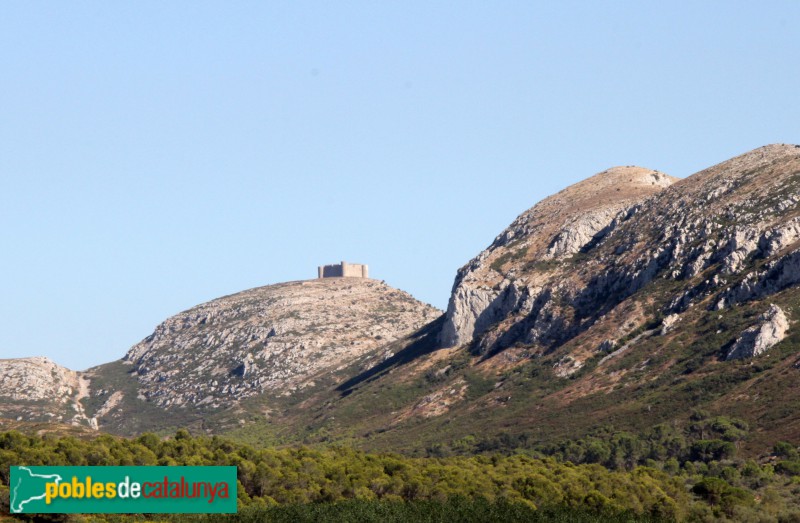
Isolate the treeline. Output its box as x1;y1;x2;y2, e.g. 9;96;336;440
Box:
539;413;748;471
1;429;680;521
1;421;800;522
435;412;749;466
425;412;800;521
166;499;667;523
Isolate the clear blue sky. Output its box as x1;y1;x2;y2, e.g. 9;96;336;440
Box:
2;2;799;370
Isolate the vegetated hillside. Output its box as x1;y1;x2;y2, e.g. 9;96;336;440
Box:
84;277;441;435
251;144;800;457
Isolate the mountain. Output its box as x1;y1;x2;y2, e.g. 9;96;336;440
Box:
4;144;800;458
440;144;800;360
0;278;441;435
440;165;677;350
255;144;800;455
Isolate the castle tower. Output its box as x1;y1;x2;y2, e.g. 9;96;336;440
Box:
318;261;369;279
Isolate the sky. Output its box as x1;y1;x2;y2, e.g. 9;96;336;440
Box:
2;2;799;370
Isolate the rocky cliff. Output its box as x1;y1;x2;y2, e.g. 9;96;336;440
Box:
440;145;800;363
726;304;789;360
440;165;677;350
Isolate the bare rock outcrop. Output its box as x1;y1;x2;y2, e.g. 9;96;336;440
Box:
442;144;800;363
440;166;677;349
122;278;441;409
0;357;78;401
0;277;442;430
0;357;91;426
726;305;789;360
660;314;681;335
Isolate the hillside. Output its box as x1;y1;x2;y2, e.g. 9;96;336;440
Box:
4;145;800;461
443;144;800;359
0;357;92;427
440;165;677;349
87;277;441;434
247;144;800;456
0;278;441;435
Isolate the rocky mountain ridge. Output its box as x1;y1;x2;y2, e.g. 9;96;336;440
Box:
4;144;800;455
440;165;678;349
120;278;439;409
441;145;800;362
0;278;440;431
263;143;800;455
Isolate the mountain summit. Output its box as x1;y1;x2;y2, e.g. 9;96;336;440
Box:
440;165;677;349
123;278;439;408
1;276;441;433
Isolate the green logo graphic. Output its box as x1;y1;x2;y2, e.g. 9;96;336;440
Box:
10;466;237;514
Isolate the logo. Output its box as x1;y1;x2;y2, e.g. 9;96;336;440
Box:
9;466;237;514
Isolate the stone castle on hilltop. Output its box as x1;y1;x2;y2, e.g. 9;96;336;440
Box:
318;261;369;279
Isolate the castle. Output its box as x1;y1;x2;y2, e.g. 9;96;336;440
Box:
318;261;369;279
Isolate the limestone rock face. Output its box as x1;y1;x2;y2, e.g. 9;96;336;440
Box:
122;278;441;409
660;314;681;335
0;357;91;425
726;305;789;360
442;144;800;365
440;166;678;349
